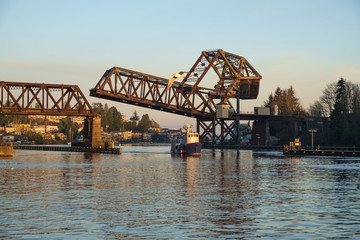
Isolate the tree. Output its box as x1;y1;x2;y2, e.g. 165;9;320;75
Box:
90;102;159;133
92;103;123;131
309;78;360;146
309;100;327;117
319;83;337;116
124;121;137;131
346;82;360;114
330;77;348;143
315;81;359;117
138;114;152;132
264;86;306;115
58;117;78;141
106;106;123;131
151;119;160;128
25;131;43;144
92;103;104;115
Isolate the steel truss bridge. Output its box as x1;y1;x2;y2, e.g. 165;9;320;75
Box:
0;50;309;146
0;81;95;117
90;49;263;144
0;81;103;147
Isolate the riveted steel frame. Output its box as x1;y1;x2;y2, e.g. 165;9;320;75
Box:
90;67;227;118
197;118;239;145
181;49;262;99
90;49;262;145
0;81;96;117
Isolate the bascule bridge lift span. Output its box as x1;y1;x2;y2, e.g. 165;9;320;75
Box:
90;49;262;144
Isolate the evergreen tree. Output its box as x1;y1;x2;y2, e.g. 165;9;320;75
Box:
58;117;78;140
138;114;152;132
107;106;122;131
124;121;137;131
92;103;123;131
330;77;347;141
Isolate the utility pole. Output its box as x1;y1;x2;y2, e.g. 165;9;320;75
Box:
308;129;317;150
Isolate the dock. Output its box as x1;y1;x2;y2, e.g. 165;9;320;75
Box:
283;138;360;157
13;145;121;154
202;144;282;151
283;148;360;157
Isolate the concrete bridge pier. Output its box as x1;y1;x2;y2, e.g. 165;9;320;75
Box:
83;116;104;148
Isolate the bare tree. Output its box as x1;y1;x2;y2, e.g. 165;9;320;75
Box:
309;100;327;117
320;82;337;116
346;82;360;113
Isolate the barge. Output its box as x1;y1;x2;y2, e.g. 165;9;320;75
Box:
283;138;360;157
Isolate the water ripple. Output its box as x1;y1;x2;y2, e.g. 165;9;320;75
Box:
1;148;360;239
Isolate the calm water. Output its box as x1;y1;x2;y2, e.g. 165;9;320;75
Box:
1;146;360;239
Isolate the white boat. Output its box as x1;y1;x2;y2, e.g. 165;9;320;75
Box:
171;125;201;156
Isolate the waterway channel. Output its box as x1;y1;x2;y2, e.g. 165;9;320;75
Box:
1;146;360;239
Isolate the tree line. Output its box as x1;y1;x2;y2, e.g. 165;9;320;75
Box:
264;78;360;146
91;103;159;132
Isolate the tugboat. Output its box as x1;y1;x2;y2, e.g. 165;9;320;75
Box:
171;125;201;156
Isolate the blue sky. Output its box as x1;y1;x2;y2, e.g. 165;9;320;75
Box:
0;0;359;127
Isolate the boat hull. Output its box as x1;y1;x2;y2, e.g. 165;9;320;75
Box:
171;142;201;156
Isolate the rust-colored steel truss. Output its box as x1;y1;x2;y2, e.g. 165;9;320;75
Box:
0;81;96;117
197;118;239;144
90;49;262;119
90;66;218;118
90;49;262;144
181;49;261;99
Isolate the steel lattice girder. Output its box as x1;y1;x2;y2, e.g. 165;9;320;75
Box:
181;49;262;99
0;81;96;117
90;49;261;118
197;118;239;144
90;67;221;118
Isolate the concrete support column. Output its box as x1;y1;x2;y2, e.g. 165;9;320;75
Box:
91;116;103;148
83;117;91;144
83;116;104;148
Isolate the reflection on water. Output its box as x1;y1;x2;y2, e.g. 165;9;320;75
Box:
1;147;360;239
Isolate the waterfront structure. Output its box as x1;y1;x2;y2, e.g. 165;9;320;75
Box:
90;49;262;146
283;138;360;157
0;81;103;148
